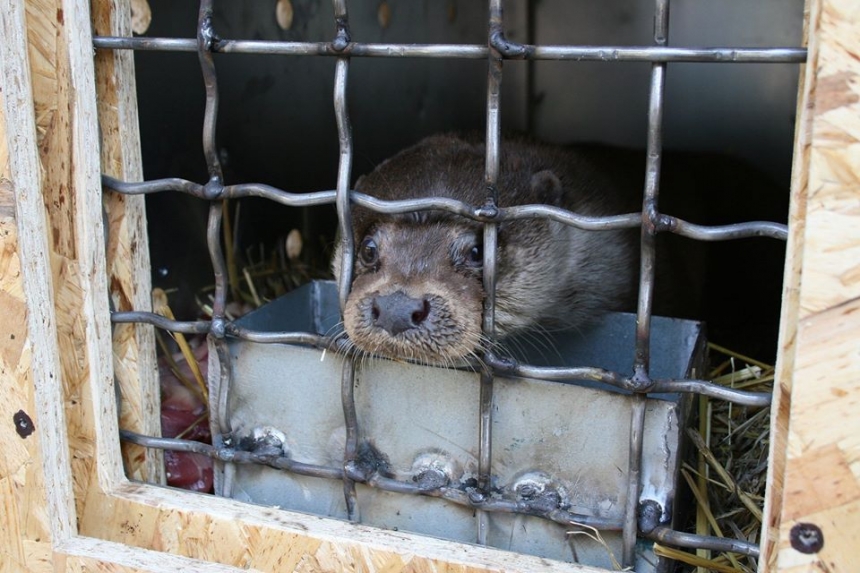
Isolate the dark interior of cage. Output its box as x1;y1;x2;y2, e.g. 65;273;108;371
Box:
134;1;802;571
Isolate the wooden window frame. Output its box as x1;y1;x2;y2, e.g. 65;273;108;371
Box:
1;0;857;570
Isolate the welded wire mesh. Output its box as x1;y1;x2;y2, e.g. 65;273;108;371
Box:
100;0;805;568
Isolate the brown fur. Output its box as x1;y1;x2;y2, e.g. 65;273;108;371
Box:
332;134;647;364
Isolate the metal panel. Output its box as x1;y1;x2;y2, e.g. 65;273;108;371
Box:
227;281;704;570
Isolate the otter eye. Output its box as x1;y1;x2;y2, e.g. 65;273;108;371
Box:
468;244;483;264
359;237;379;267
451;235;483;269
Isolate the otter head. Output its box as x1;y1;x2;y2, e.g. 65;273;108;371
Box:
331;134;585;365
333;212;486;365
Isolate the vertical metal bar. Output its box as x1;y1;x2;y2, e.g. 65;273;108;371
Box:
624;0;670;567
477;0;505;548
623;393;647;566
197;0;225;187
197;0;227;327
476;371;494;545
525;0;537;133
634;3;669;380
332;0;354;313
341;357;359;521
197;0;234;496
484;5;502;338
331;0;359;522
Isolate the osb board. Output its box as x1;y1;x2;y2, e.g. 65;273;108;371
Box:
0;218;55;571
23;0;123;532
765;0;860;570
1;1;74;571
91;0;163;485
2;0;183;571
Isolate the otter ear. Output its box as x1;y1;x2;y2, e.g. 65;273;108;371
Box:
353;174;366;191
530;170;563;205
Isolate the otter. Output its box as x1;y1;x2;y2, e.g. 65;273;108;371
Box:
332;134;653;365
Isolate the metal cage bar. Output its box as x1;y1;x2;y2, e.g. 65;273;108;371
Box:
622;0;671;566
93;35;805;64
97;0;806;564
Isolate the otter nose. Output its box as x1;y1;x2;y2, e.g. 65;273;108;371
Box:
372;291;430;335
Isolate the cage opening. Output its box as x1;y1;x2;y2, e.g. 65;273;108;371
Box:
99;0;804;570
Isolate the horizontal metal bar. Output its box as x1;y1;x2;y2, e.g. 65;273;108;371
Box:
102;175;205;195
121;430;344;479
361;473;622;531
486;354;633;388
222;40;490;59
103;175;638;230
225;323;339;348
521;45;805;64
651;379;772;407
92;36;805;64
120;429;622;530
486;354;771;406
122;431;215;455
354;193;476;219
354;195;643;232
667;217;788;241
94;36;201;52
502;204;641;231
92;36;488;57
646;525;760;557
108;312;772;406
102;175;339;206
110;310;345;352
227;183;338;207
111;311;212;334
105;176;787;240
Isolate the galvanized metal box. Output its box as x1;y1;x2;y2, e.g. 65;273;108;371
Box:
225;281;705;570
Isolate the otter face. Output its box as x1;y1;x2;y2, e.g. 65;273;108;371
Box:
335;219;486;365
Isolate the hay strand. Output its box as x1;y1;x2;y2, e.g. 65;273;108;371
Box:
153;288;208;402
653;544;742;573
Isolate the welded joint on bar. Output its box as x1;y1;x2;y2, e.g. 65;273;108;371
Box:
488;27;530;59
203;177;225;200
642;200;663;235
332;16;351;52
637;500;761;557
475;201;500;220
633;369;656;393
198;8;219;52
332;23;351;52
630;362;655;394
